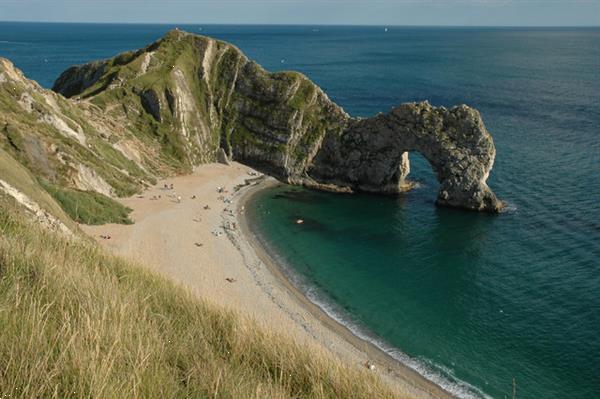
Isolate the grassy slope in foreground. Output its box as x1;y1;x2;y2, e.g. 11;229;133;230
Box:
0;196;404;399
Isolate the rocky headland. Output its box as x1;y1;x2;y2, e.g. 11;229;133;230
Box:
1;28;503;216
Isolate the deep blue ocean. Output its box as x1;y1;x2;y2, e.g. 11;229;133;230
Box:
1;22;598;399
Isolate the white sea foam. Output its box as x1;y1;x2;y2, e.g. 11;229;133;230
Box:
304;287;493;399
0;40;26;44
498;200;518;213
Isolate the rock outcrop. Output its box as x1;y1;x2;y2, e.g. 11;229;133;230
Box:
51;60;108;98
0;57;157;202
216;147;230;165
308;102;501;211
4;29;502;212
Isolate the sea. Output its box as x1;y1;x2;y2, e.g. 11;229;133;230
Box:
1;22;598;399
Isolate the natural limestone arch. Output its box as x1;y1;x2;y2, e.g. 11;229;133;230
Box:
306;102;503;212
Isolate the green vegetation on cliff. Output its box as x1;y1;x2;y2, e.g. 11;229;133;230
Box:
0;148;79;232
40;181;133;225
0;30;350;225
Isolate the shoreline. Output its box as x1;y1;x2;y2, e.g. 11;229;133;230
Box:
82;163;455;399
233;178;456;399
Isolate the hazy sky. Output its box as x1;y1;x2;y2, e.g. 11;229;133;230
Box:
1;0;599;26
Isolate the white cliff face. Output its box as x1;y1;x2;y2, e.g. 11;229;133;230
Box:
0;179;73;236
73;164;114;197
139;51;154;75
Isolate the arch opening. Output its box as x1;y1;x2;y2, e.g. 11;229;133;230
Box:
398;152;440;199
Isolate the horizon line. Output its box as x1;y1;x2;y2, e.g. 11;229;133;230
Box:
0;20;598;29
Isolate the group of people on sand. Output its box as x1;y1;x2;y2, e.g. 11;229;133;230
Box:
99;234;112;240
157;182;203;204
207;184;242;237
211;229;224;237
148;178;246;284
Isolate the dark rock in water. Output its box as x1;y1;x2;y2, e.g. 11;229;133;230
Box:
4;28;503;213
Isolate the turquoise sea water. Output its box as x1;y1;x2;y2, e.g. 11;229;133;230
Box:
1;22;598;399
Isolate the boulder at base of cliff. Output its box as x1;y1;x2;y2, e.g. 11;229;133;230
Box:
216;148;230;166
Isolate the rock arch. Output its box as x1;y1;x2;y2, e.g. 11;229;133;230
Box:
307;102;503;212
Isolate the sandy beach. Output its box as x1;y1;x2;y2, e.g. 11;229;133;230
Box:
82;162;452;399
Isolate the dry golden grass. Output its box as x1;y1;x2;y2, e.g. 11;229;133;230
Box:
0;196;406;398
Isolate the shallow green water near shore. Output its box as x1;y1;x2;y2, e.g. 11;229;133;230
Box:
248;178;599;399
